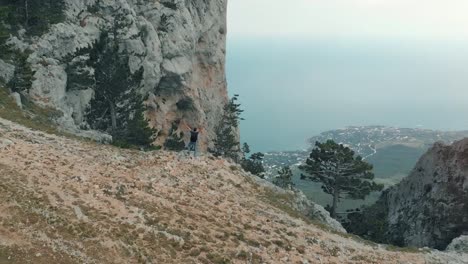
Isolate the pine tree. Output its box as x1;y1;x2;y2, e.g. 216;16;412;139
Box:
2;0;66;36
273;166;295;190
0;5;11;43
299;140;383;218
8;52;33;92
86;30;154;148
212;95;243;160
112;100;156;149
242;142;250;156
87;31;138;130
241;152;265;178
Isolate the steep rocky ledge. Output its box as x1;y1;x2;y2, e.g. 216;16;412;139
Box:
0;118;467;263
383;138;468;250
1;0;229;149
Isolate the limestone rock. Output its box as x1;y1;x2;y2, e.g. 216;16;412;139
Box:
4;0;229;149
447;236;468;253
292;190;347;233
29;64;67;108
0;59;15;84
383;139;468;250
10;92;22;109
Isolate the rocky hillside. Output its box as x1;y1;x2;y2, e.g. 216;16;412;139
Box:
1;118;467;263
0;0;229;149
382;138;468;250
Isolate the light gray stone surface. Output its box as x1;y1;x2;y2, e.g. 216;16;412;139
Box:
383;139;468;250
10;92;22;109
447;235;468;253
0;59;15;83
5;0;229;148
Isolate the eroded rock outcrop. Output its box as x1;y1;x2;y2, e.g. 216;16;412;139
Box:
3;0;229;148
384;139;468;250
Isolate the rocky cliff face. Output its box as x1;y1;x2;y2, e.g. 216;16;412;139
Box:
1;0;229;149
384;139;468;249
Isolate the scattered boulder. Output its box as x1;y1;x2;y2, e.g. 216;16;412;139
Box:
447;236;468;253
10;92;22;109
0;138;14;149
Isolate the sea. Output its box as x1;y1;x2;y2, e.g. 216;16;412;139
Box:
227;37;468;152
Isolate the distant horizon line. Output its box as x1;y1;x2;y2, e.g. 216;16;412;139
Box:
227;35;468;45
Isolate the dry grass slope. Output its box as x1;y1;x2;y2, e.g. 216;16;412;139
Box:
0;117;465;264
0;87;65;136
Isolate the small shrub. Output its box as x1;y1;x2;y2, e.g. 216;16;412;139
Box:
164;133;186;151
7;51;34;93
272;166;295;190
206;253;230;264
236;250;248;260
112;103;157;149
241;152;265;177
344;194;394;246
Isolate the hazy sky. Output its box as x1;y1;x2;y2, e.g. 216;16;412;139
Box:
228;0;468;40
226;0;468;152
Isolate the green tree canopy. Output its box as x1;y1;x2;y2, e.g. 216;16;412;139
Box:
242;142;250;156
86;29;154;148
273;166;295;190
241;152;265;178
299;140;383;218
211;95;243;160
1;0;66;37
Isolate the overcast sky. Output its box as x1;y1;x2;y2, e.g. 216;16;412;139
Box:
228;0;468;40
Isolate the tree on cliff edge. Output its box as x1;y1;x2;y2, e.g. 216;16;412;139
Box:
273;166;295;190
299;140;383;218
211;95;243;160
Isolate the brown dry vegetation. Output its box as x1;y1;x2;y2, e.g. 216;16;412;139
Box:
0;116;461;264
